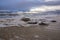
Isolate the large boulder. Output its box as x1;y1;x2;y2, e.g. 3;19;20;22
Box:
21;17;30;22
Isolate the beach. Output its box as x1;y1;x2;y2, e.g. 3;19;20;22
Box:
0;15;60;40
0;0;60;40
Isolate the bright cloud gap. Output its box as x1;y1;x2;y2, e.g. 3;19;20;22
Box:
45;0;60;2
26;5;60;13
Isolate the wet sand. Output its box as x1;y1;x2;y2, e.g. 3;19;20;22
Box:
0;16;60;40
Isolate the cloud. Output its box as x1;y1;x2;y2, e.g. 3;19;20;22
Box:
29;5;60;13
0;0;60;11
17;5;60;14
45;0;60;2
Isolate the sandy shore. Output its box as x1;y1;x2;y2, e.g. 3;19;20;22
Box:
0;15;60;40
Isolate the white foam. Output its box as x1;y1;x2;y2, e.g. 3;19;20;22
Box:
0;14;58;27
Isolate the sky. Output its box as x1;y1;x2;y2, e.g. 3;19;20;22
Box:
0;0;60;12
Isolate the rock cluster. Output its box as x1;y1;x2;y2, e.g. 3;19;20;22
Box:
21;17;30;22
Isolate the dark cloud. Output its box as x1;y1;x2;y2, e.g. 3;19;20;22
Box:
0;0;60;11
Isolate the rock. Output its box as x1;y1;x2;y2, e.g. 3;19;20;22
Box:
27;21;37;24
21;17;30;22
39;22;49;25
51;20;56;22
3;24;8;25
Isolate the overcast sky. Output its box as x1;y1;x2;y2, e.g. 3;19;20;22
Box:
0;0;60;11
